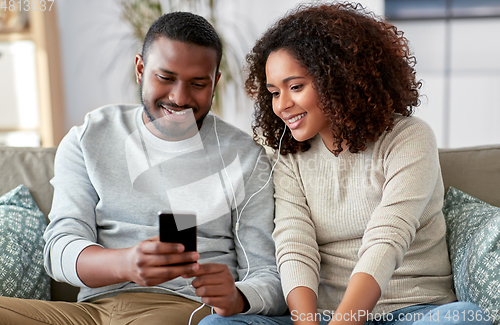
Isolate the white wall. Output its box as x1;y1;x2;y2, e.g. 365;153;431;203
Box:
56;0;140;131
55;0;383;136
53;1;500;148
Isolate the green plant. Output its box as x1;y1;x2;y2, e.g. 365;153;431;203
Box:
119;0;246;117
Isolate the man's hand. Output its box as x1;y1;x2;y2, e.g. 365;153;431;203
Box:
184;263;248;316
123;236;200;286
77;236;200;288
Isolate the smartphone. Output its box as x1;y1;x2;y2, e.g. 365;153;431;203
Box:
158;212;197;252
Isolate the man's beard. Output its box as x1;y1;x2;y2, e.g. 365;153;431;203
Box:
140;82;201;140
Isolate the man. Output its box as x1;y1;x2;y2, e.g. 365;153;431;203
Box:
0;12;286;324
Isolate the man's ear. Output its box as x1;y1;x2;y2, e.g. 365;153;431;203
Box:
135;54;144;85
214;71;222;88
211;71;222;101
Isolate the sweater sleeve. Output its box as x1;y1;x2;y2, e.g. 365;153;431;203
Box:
352;118;441;294
43;124;102;287
272;154;321;301
233;148;287;316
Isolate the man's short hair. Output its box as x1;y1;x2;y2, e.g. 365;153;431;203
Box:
142;11;223;72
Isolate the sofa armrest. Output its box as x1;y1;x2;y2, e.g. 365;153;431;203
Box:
0;146;57;222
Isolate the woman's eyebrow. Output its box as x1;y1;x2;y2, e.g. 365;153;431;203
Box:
266;76;305;88
283;76;305;83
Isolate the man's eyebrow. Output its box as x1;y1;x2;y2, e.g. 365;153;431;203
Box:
158;68;176;75
157;68;211;80
266;75;305;88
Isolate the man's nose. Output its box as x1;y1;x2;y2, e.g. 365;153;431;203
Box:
168;83;190;107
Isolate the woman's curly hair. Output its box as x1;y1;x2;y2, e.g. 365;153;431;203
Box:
245;2;421;155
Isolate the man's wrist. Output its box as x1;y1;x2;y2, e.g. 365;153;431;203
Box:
237;289;250;313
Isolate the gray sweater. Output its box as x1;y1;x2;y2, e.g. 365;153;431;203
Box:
44;104;286;316
273;115;456;317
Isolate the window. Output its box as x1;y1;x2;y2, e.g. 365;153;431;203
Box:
385;0;500;148
386;0;500;20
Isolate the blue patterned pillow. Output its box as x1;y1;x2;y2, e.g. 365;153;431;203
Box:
443;187;500;324
0;185;51;300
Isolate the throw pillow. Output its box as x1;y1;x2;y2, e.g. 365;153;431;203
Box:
443;186;500;324
0;184;51;300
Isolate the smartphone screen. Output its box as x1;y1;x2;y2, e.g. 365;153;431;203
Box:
158;212;197;252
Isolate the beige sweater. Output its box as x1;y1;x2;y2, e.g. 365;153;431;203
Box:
273;115;456;316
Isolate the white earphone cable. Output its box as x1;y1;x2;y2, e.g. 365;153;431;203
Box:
215;117;287;281
188;118;286;324
188;302;207;325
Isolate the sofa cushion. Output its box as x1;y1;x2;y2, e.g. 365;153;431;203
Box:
0;184;51;300
443;186;500;324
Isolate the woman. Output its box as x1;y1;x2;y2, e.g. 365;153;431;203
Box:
241;2;490;325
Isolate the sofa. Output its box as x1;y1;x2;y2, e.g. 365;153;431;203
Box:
1;145;499;311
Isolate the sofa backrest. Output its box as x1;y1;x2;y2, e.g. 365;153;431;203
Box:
439;145;500;207
3;145;498;216
0;146;57;222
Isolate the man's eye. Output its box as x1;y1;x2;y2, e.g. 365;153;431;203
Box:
192;83;206;88
158;75;172;81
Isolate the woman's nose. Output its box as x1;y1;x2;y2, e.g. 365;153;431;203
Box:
276;92;293;113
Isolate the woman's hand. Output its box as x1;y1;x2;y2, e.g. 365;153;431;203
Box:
328;273;381;325
287;286;320;325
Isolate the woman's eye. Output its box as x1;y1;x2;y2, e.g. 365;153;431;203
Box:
271;92;280;98
291;84;303;91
